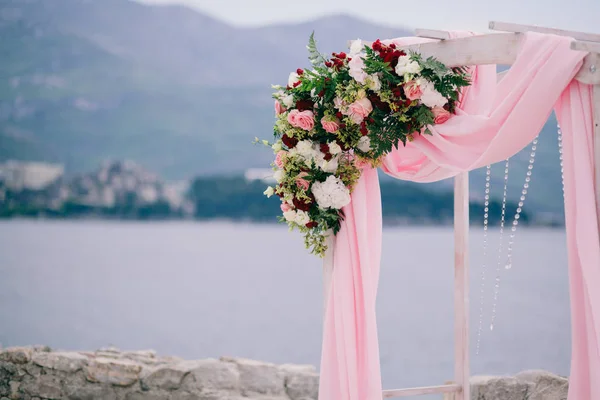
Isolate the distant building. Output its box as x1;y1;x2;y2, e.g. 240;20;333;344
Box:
0;161;64;191
244;168;275;183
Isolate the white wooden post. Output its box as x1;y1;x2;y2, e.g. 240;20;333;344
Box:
454;172;470;400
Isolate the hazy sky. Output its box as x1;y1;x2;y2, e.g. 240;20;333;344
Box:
134;0;600;34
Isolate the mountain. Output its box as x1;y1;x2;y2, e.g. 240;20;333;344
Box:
0;0;565;215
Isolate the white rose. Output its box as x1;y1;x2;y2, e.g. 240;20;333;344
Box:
272;141;282;152
294;210;310;225
321;156;339;173
311;175;351;210
357;136;371;152
283;210;297;222
288;72;300;87
282;94;294;108
273;169;285;182
350;39;363;56
420;80;448;108
328;142;342;155
263;186;274;198
366;74;381;92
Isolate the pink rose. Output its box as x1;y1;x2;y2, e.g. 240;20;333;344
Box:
274;100;286;115
296;178;310;191
280;203;292;212
432;106;451;124
287;109;299;126
348;56;368;84
346;97;373;124
274;151;286;168
288;110;315;131
404;80;423;101
295;172;310;191
321;117;340;133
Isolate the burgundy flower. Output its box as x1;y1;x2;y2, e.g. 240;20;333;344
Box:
281;134;298;149
293;197;312;212
296;68;304;75
360;121;369;136
305;221;318;229
296;99;314;111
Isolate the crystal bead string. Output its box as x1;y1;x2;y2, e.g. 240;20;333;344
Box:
557;124;565;195
488;159;510;332
489;137;538;332
475;165;492;355
504;136;538;271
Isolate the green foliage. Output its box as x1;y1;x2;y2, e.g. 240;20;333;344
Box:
306;31;327;68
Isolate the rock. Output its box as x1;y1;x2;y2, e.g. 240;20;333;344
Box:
182;359;239;392
125;391;171;400
0;348;32;364
85;357;142;387
32;351;87;372
65;384;117;400
222;357;285;396
281;364;319;400
21;374;63;399
141;361;198;390
0;362;17;397
516;370;569;400
471;375;533;400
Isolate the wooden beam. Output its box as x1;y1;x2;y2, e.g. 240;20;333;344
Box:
382;383;461;398
489;21;600;43
351;34;599;85
571;40;600;53
594;84;600;241
415;29;451;40
454;172;470;400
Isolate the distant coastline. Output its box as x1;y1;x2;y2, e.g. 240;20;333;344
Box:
0;160;564;227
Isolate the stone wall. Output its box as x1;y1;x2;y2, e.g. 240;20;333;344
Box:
0;346;568;400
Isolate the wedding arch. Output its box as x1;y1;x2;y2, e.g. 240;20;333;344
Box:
313;21;600;400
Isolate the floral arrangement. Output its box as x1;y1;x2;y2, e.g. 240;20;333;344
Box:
257;34;471;257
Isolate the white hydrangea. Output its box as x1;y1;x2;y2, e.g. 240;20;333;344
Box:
294;210;310;225
357;136;371;152
395;55;421;76
263;186;274;198
311;175;351;210
420;80;448;108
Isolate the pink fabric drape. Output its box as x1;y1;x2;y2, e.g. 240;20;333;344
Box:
320;32;600;399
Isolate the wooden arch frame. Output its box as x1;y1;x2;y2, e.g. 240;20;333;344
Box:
349;21;600;400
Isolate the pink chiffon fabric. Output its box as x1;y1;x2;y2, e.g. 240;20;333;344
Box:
319;32;599;400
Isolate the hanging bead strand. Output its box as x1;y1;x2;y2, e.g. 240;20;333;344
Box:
489;159;510;331
504;136;538;271
557;124;565;195
476;165;492;355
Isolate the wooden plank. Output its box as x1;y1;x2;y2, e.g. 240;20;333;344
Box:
415;29;451;40
383;384;460;398
594;84;600;241
489;21;600;43
350;34;599;85
571;40;600;53
454;172;470;400
576;52;600;85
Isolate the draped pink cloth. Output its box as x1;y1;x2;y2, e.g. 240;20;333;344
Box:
319;32;600;400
